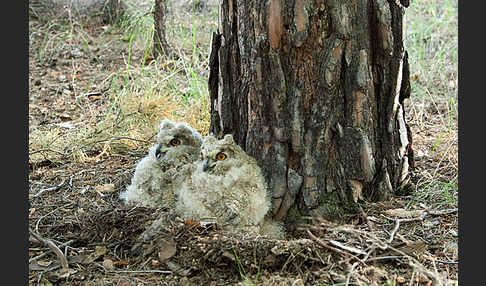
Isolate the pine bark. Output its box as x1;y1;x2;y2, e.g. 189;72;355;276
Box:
153;0;172;57
209;0;413;221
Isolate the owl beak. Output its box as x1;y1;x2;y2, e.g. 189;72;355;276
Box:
202;158;213;172
155;144;166;160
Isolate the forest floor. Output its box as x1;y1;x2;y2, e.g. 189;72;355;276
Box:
28;1;458;285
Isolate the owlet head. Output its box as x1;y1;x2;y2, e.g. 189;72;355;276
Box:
200;134;245;174
153;119;203;162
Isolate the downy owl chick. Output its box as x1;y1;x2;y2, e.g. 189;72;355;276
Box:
120;119;203;208
176;134;284;238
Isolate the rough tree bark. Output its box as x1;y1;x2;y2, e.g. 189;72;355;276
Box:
208;0;414;221
153;0;172;57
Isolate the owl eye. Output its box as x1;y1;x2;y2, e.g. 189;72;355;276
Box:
216;152;227;161
169;138;181;146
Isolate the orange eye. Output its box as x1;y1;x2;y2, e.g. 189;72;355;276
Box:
170;138;181;146
216;152;227;161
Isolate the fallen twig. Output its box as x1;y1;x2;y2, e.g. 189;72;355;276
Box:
36;265;61;286
388;219;401;244
365;255;405;262
381;211;427;246
307;230;366;266
328;240;367;256
96;263;172;274
35;202;74;232
29;179;67;200
345;261;360;286
29;148;67;156
435;260;458;265
92;136;153;144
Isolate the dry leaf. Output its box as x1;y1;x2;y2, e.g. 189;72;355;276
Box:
68;74;80;79
57;268;77;279
82;246;107;264
102;259;115;270
157;239;177;261
29;261;50;271
151;260;161;267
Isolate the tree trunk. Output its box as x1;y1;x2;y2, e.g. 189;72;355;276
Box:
208;0;414;221
104;0;125;24
153;0;172;57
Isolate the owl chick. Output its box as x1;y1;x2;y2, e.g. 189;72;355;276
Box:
176;134;284;238
120;119;203;208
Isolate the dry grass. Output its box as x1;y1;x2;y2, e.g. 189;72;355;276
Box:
29;0;215;164
405;0;458;208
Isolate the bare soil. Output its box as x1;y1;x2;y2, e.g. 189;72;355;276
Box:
28;8;458;286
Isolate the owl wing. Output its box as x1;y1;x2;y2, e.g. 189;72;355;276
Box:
120;155;159;206
121;154;177;208
222;165;271;227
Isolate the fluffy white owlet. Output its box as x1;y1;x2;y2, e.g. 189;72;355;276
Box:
120;119;203;208
176;134;284;238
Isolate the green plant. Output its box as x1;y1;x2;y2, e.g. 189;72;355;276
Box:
233;247;261;285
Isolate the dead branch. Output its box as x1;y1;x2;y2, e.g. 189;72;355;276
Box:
29;228;69;270
29;239;75;263
428;208;458;216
